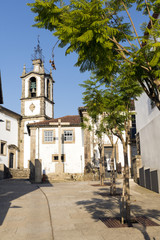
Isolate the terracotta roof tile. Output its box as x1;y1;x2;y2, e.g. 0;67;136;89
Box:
28;115;81;127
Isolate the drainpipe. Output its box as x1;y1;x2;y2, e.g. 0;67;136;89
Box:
38;127;39;160
58;119;61;163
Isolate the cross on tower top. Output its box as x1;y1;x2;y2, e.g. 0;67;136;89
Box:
31;35;45;62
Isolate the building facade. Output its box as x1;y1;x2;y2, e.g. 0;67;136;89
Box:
27;115;84;180
0;106;21;178
135;92;160;193
0;42;136;182
19;58;54;170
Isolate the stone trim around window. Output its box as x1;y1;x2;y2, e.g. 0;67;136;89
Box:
42;129;55;144
52;154;66;162
6;120;11;131
62;129;75;144
0;140;7;156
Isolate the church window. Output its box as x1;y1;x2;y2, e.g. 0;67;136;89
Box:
0;141;7;155
63;129;75;143
42;129;55;144
44;130;53;142
29;77;36;97
47;79;50;99
6;120;11;131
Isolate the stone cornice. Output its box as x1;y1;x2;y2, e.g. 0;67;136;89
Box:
20;96;55;104
0;106;21;120
20;72;55;83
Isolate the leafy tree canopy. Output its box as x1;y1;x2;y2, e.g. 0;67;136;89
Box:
28;0;160;109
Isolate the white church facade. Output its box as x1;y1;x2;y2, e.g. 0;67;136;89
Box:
0;43;135;181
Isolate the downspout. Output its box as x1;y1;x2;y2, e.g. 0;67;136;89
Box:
38;127;39;160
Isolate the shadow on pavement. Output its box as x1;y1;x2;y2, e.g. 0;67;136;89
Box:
76;183;160;240
0;178;53;225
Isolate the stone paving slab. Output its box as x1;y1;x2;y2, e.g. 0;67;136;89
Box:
0;179;160;239
0;179;53;240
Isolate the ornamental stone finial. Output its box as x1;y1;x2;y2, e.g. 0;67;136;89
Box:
22;64;26;76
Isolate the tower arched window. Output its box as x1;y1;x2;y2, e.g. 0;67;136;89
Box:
47;79;50;100
29;77;36;98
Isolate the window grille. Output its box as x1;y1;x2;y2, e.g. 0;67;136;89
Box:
44;130;54;142
64;130;73;142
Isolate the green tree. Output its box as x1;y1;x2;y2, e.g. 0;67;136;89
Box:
103;65;142;222
80;79;105;185
80;78;118;192
81;65;143;222
28;0;160;109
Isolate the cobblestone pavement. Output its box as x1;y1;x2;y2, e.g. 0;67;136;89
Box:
0;178;160;240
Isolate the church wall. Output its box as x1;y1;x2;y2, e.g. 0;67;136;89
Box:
37;76;41;96
23;120;42;169
24;75;41;98
45;78;47;97
25;78;29;98
39;127;58;173
24;100;40;116
23;125;30;169
38;126;84;174
45;101;53;118
62;127;84;173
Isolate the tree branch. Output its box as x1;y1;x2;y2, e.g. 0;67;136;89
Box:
145;0;153;28
121;1;142;48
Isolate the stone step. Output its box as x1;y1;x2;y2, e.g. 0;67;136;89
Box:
47;173;83;182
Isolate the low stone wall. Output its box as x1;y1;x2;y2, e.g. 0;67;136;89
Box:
47;173;84;182
9;168;30;179
0;164;4;180
132;155;142;184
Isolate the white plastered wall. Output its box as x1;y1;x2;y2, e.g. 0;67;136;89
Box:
25;75;41;98
23;120;40;169
24;100;40;116
45;101;53;118
135;93;160;170
0;111;19;167
38;126;84;174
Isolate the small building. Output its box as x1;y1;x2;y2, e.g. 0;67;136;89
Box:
27;115;85;179
0;106;21;178
79;107;136;175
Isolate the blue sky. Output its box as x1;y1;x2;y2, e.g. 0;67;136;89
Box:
0;0;90;118
0;0;149;118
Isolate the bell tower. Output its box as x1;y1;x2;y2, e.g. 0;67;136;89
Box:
19;38;54;169
21;39;54;120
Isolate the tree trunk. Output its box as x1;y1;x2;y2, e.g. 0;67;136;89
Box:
99;146;104;186
123;143;131;223
110;144;116;195
121;171;125;224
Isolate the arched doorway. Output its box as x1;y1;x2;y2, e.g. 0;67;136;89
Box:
8;145;18;169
